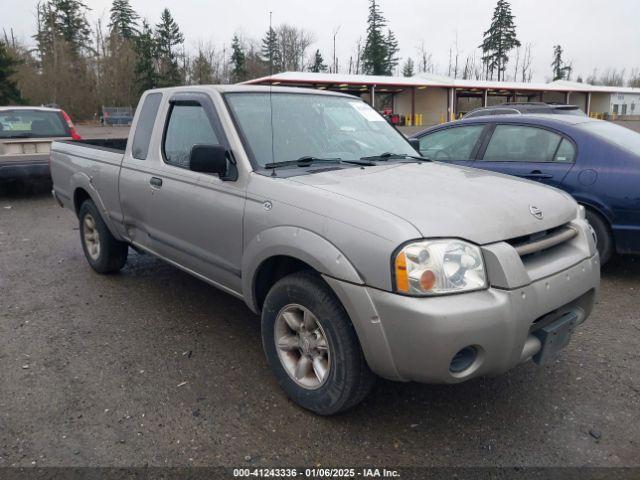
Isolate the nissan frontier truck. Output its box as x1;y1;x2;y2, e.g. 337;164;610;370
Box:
50;86;600;415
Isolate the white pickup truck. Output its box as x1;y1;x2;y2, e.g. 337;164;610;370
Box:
51;85;600;415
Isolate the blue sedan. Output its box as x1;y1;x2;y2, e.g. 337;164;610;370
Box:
412;115;640;264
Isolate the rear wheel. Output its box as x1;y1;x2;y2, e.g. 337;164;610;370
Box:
585;208;613;265
261;271;375;415
79;199;128;273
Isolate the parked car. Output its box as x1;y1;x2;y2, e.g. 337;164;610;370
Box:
0;106;80;181
50;86;599;415
464;102;585;119
412;114;640;263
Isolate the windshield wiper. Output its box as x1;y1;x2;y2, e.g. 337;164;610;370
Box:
264;156;343;169
360;152;431;162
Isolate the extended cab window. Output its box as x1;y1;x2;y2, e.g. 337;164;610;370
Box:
131;93;162;160
483;125;571;163
418;125;484;161
163;103;219;169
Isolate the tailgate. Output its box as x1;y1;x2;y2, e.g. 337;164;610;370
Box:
0;138;68;163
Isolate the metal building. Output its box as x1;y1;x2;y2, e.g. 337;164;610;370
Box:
243;72;640;127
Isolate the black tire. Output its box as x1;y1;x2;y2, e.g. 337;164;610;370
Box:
585;208;613;265
78;199;128;273
261;271;375;415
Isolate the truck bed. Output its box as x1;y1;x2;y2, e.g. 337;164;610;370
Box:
50;138;128;220
59;138;128;153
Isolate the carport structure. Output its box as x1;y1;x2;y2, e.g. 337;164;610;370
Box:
242;72;624;127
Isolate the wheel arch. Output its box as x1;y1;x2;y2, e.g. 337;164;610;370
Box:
242;227;364;313
70;173;124;241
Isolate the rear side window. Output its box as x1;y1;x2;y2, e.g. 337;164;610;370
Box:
483;125;564;163
163;103;219;169
418;125;484;161
554;138;576;163
131;93;162;160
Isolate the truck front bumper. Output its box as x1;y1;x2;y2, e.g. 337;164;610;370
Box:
324;253;599;383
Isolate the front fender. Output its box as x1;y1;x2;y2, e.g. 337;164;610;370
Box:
70;172;125;241
242;226;364;312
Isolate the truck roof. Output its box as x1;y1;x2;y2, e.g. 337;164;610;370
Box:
143;84;356;98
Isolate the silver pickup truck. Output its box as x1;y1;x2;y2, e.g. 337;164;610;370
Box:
51;86;600;415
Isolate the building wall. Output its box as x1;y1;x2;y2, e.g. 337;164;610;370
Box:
394;87;448;124
590;93;611;114
542;91;566;104
568;92;587;112
609;92;640;116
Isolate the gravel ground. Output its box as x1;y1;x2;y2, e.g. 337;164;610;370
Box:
0;183;638;468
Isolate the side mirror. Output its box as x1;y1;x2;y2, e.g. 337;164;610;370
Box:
189;144;229;177
408;138;421;153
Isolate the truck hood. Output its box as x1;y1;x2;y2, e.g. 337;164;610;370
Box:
291;162;577;245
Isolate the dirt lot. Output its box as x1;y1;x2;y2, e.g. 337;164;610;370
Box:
0;182;638;469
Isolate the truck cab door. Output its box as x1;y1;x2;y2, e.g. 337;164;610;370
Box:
141;92;245;295
472;124;576;189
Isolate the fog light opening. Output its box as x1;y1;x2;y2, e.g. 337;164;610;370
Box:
449;346;477;373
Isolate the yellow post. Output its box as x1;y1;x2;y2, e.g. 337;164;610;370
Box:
439;114;445;124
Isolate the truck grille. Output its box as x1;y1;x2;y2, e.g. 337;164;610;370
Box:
507;223;577;257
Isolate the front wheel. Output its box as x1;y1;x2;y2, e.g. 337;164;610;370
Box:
79;199;128;273
585;208;613;265
261;271;375;415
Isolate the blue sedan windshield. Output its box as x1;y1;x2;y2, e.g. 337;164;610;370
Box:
579;121;640;155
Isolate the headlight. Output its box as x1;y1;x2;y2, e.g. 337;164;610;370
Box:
394;239;487;296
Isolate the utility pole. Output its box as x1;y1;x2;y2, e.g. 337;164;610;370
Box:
332;26;340;74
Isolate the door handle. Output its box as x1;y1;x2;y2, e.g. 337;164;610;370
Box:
150;177;163;188
524;170;553;179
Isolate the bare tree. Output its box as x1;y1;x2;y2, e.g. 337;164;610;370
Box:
417;41;435;74
520;43;533;82
629;68;640;88
275;24;314;72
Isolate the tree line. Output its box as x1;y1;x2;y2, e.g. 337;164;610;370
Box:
1;0;639;117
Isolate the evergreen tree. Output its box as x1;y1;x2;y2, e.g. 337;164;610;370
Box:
230;35;247;83
261;27;281;73
309;49;327;73
402;57;415;77
34;0;91;55
109;0;139;39
155;8;184;87
51;0;92;52
479;0;520;81
134;20;157;93
384;29;399;75
361;0;388;75
551;45;572;81
0;41;24;104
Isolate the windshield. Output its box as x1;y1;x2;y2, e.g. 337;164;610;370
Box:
579;121;640;154
225;92;418;168
0;109;69;138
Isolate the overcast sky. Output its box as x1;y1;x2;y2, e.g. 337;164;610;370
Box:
2;0;639;82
